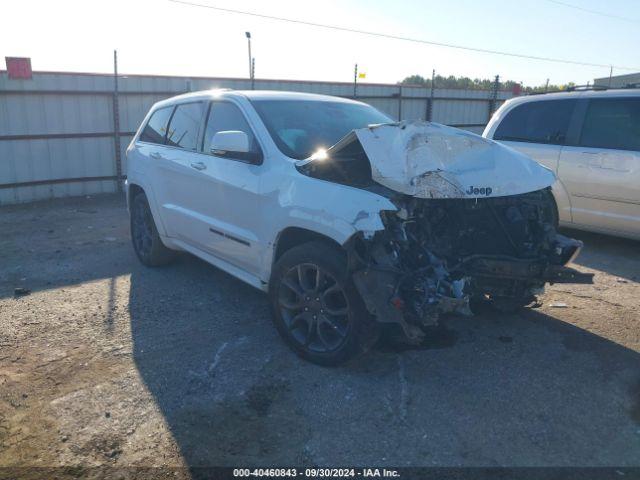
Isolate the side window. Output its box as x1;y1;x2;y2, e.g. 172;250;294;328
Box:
580;98;640;152
202;102;260;161
165;102;203;151
139;106;173;144
494;99;576;145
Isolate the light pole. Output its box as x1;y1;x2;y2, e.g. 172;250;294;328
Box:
245;32;253;89
353;63;358;98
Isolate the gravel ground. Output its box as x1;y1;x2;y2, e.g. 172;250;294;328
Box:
1;193;639;474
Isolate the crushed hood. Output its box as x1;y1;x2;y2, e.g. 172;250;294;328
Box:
305;121;556;199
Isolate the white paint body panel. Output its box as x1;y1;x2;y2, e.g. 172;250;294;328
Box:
127;91;556;291
558;145;640;234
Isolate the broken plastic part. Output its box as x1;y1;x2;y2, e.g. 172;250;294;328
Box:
348;188;593;342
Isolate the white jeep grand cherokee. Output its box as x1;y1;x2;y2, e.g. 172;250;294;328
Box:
126;90;592;365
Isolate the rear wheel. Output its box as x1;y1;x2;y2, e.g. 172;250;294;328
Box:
130;192;175;266
269;241;378;366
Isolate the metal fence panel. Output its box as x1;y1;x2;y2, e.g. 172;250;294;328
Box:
0;71;514;205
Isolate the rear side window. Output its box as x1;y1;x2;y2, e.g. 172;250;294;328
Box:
202;102;260;159
494;99;576;145
580;98;640;151
166;102;203;151
139;106;173;144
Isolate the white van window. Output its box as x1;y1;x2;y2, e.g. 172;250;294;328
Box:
580;98;640;152
494;99;576;145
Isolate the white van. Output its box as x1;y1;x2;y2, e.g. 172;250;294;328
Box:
484;88;640;240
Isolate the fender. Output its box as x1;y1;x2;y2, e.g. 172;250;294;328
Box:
255;172;398;281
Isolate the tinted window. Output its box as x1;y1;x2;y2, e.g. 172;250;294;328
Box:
165;102;203;150
139;106;173;144
494;99;576;145
580;98;640;151
202;102;260;160
252;100;392;159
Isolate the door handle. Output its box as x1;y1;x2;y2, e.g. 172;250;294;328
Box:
190;161;207;171
150;152;163;160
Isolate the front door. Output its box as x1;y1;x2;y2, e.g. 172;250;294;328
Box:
172;100;266;277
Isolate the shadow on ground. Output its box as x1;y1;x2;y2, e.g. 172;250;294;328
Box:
0;194;131;300
129;254;640;468
561;227;640;281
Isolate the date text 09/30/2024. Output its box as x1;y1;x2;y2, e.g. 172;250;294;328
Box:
233;468;400;478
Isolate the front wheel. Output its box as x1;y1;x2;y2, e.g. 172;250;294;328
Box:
269;241;378;366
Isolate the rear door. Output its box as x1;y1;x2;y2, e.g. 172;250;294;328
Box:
557;96;640;236
492;98;577;221
134;104;176;232
149;101;207;242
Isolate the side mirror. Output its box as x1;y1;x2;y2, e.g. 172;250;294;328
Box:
210;130;249;155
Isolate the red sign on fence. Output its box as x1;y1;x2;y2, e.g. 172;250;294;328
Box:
5;57;32;80
512;83;522;96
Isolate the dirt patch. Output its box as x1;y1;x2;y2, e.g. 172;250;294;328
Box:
80;433;124;461
245;380;289;417
172;381;309;466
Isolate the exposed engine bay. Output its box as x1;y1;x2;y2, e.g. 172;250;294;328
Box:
297;121;594;342
346;188;593;342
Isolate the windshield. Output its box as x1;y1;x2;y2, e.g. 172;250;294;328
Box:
251;100;393;160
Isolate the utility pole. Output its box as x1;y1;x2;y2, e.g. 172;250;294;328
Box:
427;69;435;121
245;32;253;87
544;78;550;93
488;74;500;121
608;65;613;87
353;63;358;98
251;57;255;90
112;49;122;193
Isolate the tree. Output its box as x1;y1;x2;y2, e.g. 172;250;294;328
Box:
400;74;428;86
399;74;577;93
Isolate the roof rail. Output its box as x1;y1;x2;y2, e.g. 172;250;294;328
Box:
526;84;608;96
524;82;640;96
565;84;608;92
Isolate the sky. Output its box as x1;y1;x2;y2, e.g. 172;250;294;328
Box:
2;0;639;87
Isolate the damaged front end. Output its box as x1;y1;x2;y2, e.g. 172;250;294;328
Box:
297;121;594;343
347;190;593;343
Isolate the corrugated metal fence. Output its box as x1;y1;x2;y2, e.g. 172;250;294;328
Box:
0;71;514;205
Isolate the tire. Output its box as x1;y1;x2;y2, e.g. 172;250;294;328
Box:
269;241;379;366
544;188;560;229
130;192;175;267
